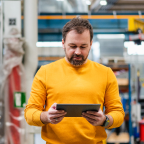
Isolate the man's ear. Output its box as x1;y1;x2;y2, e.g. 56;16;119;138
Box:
62;39;65;49
90;40;93;50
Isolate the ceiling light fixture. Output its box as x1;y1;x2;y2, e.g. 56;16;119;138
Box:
100;0;107;6
86;0;91;5
36;42;62;47
97;34;125;39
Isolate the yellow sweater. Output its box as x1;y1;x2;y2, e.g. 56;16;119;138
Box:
24;58;125;144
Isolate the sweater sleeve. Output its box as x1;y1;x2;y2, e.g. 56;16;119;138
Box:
24;66;46;126
104;68;125;129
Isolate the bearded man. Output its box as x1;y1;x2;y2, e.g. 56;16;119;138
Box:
24;17;124;144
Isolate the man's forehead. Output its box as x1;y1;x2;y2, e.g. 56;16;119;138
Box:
64;30;90;43
67;29;90;35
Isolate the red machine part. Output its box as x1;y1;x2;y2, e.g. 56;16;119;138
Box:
8;66;21;144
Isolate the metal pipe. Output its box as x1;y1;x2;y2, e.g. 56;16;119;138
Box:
24;0;38;103
0;0;3;65
24;0;38;143
128;64;132;144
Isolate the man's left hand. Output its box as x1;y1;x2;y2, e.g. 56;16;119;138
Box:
82;108;106;126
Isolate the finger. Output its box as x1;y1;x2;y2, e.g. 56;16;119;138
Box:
51;116;65;124
50;112;67;119
82;115;99;126
56;116;65;123
86;111;101;117
83;113;101;122
49;109;66;114
82;115;96;124
51;103;57;110
82;113;96;121
88;121;94;125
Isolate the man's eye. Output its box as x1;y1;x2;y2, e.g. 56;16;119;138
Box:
81;47;86;49
70;46;77;48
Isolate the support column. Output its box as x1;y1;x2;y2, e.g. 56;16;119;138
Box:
24;0;38;144
0;1;3;65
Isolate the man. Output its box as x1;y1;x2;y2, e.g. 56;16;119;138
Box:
24;17;125;144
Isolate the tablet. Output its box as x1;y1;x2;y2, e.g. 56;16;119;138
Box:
56;104;101;117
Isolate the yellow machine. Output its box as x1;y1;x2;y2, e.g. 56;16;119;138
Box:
128;18;144;33
128;18;144;41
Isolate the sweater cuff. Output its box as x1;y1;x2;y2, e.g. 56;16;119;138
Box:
107;111;124;129
32;110;45;126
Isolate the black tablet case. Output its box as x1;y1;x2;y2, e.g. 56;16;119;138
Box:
56;104;101;117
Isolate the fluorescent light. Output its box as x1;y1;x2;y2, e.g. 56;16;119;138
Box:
97;34;125;39
86;0;91;5
124;41;144;55
36;42;62;47
100;0;107;6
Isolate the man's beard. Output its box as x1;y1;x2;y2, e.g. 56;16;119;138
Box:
64;48;89;66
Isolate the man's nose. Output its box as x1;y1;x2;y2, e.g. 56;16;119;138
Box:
75;48;81;55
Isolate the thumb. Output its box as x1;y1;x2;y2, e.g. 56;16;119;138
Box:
51;103;57;110
98;108;102;112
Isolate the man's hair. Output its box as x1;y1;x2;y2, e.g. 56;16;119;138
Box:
62;17;93;42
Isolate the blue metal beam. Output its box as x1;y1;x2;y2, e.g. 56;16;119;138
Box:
38;19;128;29
21;12;144;41
38;19;128;41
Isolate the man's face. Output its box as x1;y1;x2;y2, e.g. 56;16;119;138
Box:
62;30;92;66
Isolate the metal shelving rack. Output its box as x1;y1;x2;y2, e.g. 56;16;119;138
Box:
105;63;132;144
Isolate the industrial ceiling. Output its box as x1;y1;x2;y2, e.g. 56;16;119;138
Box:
37;0;144;13
91;0;144;12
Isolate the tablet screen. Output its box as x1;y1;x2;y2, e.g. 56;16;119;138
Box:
56;104;101;117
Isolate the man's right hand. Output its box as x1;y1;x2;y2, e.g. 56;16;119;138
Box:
40;103;67;124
